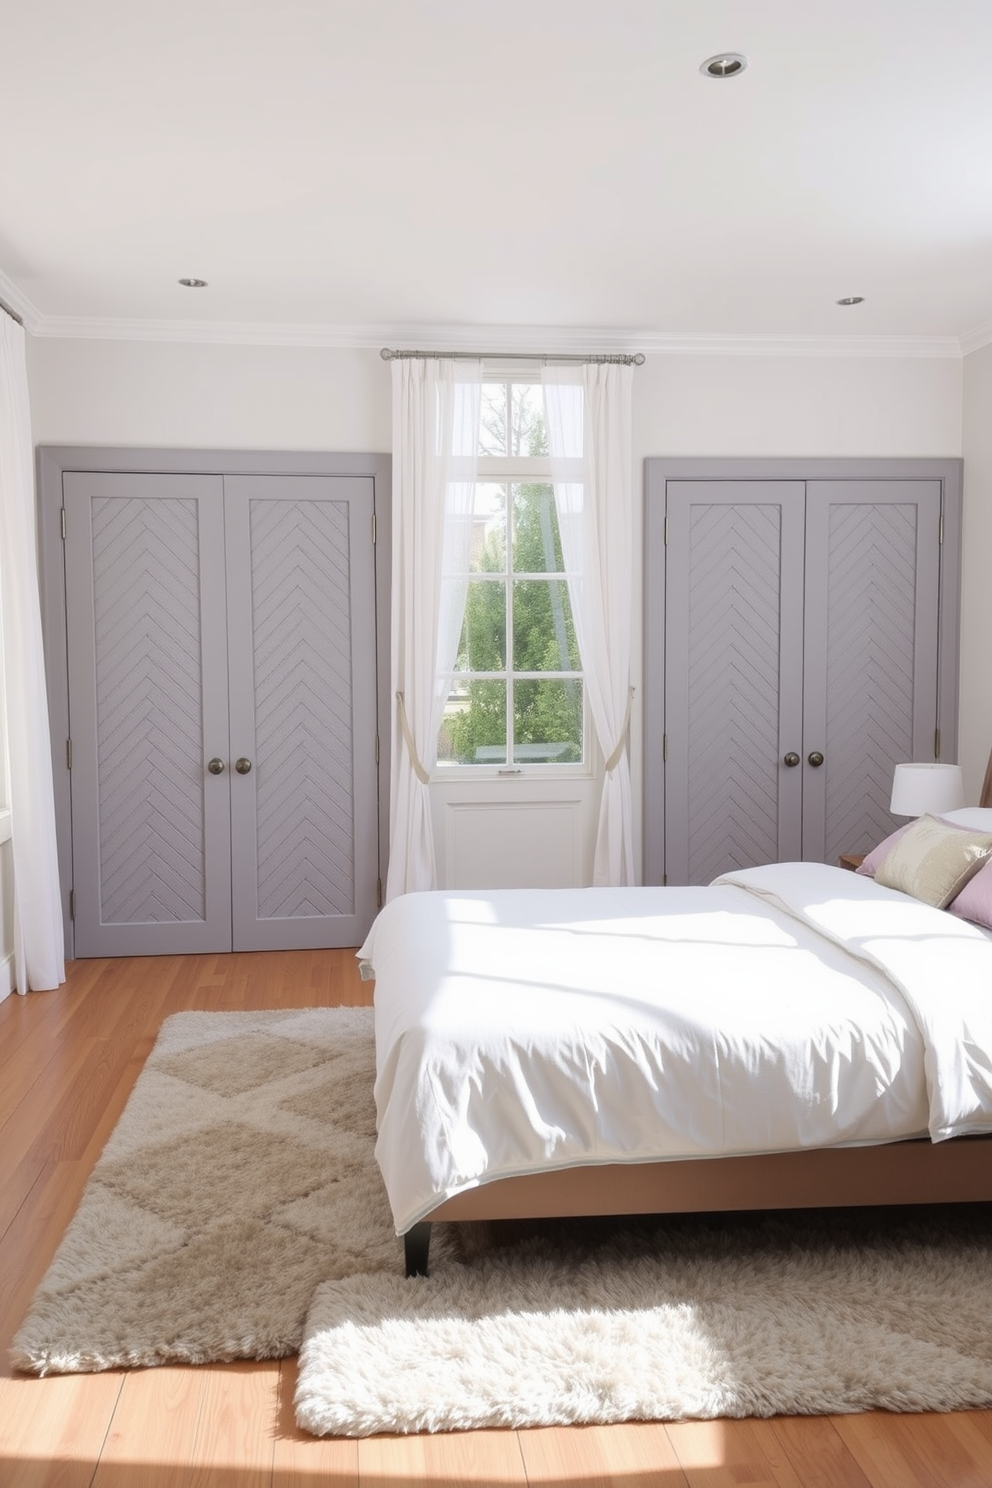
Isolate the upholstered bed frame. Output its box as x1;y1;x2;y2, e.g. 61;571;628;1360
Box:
404;1135;992;1274
403;750;992;1276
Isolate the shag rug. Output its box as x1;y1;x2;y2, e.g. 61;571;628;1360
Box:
13;1007;992;1436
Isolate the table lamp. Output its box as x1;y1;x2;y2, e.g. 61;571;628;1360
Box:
889;762;965;818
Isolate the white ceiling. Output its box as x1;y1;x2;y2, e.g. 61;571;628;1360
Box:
2;0;992;354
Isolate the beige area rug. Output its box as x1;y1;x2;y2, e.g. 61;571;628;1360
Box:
11;1007;458;1371
13;1008;992;1436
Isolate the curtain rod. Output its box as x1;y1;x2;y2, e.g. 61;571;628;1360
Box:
0;296;24;327
380;347;645;366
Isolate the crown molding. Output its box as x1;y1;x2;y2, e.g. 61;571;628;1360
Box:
959;317;992;357
0;267;43;331
24;315;656;352
15;308;966;359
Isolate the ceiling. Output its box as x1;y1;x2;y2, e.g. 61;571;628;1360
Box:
2;0;992;354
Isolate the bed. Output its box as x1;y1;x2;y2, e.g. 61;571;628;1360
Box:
360;800;992;1276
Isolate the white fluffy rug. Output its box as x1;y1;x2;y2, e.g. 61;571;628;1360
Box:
296;1208;992;1435
13;1007;992;1436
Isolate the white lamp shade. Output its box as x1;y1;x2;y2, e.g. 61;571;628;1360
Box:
889;762;965;817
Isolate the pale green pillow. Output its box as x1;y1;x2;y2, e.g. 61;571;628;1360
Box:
875;813;992;909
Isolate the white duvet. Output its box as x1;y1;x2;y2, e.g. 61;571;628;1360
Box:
359;863;992;1234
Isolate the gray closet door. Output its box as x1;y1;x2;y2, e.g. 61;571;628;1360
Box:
665;482;806;885
802;480;941;865
64;470;378;955
224;475;378;951
65;473;233;955
663;477;943;886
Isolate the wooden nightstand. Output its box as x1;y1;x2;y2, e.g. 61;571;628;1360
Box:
838;853;865;872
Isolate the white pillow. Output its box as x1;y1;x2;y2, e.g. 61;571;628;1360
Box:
939;808;992;832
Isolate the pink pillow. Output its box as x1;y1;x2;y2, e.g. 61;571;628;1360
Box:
856;823;910;877
948;859;992;930
856;814;974;879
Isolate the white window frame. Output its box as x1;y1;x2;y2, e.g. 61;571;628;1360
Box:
434;374;590;781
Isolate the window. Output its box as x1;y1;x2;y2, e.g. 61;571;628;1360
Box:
436;377;584;770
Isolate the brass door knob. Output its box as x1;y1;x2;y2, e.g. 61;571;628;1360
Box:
235;757;253;775
808;751;824;767
783;752;800;767
207;757;225;775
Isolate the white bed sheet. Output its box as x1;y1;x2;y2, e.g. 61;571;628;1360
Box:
360;863;992;1234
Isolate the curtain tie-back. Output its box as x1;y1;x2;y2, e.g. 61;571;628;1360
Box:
396;691;431;785
604;686;636;774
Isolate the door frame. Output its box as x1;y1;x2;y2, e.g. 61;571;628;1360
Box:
38;446;391;960
642;456;963;887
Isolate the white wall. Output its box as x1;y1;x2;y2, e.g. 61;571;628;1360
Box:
26;338;391;453
631;354;962;466
26;337;962;469
961;343;992;801
20;336;969;902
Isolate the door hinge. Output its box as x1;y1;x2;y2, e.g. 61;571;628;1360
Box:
61;507;67;541
372;513;377;544
934;727;941;759
939;514;944;545
375;734;380;765
662;872;668;886
663;733;668;763
376;877;382;909
664;515;669;546
66;738;72;769
69;889;76;921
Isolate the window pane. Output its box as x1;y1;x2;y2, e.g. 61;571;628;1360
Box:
439;680;507;765
512;579;579;671
511;483;562;574
471;483;506;573
513;679;583;764
479;384;508;456
458;578;506;671
479;382;547;458
511;384;546;457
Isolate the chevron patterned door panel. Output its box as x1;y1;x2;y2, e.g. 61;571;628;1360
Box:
803;481;941;864
64;473;233;955
665;482;806;885
224;476;378;951
64;470;379;956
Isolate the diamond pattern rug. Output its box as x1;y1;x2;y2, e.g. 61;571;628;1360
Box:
11;1006;457;1373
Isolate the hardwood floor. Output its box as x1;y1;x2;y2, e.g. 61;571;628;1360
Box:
2;951;992;1487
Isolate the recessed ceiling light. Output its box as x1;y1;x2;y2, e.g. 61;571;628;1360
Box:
836;296;865;306
178;277;208;288
700;53;747;79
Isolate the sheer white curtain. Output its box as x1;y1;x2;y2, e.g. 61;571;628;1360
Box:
0;313;65;990
387;357;481;899
543;362;635;885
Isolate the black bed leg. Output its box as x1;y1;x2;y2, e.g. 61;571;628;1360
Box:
404;1221;432;1277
